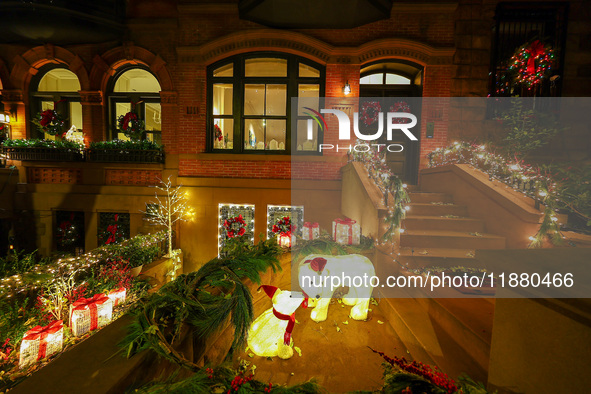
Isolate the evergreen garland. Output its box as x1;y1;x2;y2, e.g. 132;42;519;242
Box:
120;237;283;371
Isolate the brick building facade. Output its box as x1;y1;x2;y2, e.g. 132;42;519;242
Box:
0;0;590;267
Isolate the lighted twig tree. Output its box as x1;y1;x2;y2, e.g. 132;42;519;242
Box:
143;177;192;257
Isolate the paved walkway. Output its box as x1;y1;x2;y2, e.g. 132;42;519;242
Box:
237;299;409;393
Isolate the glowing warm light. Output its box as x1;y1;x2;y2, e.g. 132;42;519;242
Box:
332;218;361;245
19;320;64;369
247;286;306;360
70;295;113;336
298;254;375;322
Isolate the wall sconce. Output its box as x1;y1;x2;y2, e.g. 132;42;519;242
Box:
343;81;351;95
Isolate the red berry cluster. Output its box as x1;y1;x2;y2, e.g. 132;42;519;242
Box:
264;382;273;393
227;373;254;393
206;367;214;379
370;348;458;394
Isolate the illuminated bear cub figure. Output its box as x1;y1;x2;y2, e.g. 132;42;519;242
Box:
298;254;375;322
247;285;308;360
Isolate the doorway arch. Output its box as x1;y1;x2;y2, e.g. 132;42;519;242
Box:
360;60;423;183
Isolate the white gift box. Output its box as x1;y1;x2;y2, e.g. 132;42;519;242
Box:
332;218;361;245
19;320;64;369
69;294;113;337
302;222;320;240
108;287;127;307
277;233;295;248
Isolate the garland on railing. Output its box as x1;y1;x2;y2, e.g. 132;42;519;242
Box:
349;141;409;244
427;141;565;247
120;237;283;371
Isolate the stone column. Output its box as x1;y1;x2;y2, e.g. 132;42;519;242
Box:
79;90;104;145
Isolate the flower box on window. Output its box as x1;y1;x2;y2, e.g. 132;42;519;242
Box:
86;140;165;163
3;146;83;162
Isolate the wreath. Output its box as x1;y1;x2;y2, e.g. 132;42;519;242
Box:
224;214;246;238
389;101;411;124
360;101;381;126
508;39;555;87
99;214;126;245
56;213;80;248
33;109;67;136
272;216;294;237
117;110;145;140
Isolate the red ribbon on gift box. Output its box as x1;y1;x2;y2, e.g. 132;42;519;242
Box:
333;218;356;244
303;222;319;239
71;293;110;331
23;320;63;360
108;287;126;306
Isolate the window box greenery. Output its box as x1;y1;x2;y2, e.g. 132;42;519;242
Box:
1;139;84;161
86;140;164;163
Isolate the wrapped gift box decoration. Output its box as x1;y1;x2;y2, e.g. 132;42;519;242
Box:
70;294;113;337
108;287;127;307
277;233;295;248
332;218;361;245
19;320;63;369
302;222;320;240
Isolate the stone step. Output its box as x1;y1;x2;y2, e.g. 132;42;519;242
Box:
401;230;506;250
403;215;485;232
397;247;476;269
407;192;453;204
405;203;468;217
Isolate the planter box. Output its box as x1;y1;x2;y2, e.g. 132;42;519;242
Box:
3;147;83;162
86;149;164;163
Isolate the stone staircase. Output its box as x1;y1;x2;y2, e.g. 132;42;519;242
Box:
399;190;506;270
386;188;506;383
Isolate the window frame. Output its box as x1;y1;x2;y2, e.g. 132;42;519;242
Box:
107;66;162;142
207;52;325;155
29;65;82;139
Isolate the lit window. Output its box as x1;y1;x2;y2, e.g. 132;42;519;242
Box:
208;54;325;154
109;68;162;142
31;67;83;140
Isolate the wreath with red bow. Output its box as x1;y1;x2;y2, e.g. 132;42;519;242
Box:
33;109;67;136
224;214;247;238
56;213;80;248
117;110;145;140
272;216;294;237
99;214;126;245
360;101;382;126
508;40;555;87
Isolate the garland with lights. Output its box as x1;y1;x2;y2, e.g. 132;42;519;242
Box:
427;141;566;247
508;39;555;88
349;140;409;244
32;109;67;137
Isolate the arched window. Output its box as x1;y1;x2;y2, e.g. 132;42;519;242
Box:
359;61;423;97
108;68;161;142
30;67;82;139
208;53;325;154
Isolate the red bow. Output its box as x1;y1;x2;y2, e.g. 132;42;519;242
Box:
526;40;546;75
72;294;110;331
23;320;63;360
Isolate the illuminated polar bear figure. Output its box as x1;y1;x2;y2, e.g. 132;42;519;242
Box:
298;254;375;322
247;285;307;359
